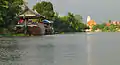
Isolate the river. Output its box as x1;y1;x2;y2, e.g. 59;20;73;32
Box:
0;32;120;65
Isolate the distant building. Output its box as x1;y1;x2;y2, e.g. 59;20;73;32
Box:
87;16;96;29
106;22;111;26
105;21;120;26
87;16;91;22
111;21;120;25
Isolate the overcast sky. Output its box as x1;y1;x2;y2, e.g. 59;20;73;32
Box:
28;0;120;23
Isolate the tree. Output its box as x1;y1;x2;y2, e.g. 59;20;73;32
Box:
33;1;55;20
92;24;99;31
0;0;23;29
99;23;106;29
33;1;87;32
102;26;109;32
74;15;83;22
53;12;87;32
109;20;111;23
109;24;117;32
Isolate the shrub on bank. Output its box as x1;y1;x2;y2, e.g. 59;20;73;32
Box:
92;24;120;32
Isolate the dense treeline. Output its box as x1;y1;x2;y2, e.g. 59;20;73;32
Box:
0;0;23;33
0;0;88;35
33;1;87;33
92;23;120;32
53;12;87;32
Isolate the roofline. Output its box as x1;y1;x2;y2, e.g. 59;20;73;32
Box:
19;4;45;18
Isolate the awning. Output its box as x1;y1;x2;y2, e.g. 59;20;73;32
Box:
42;20;51;23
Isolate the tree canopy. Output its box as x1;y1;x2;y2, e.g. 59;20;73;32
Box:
0;0;23;28
53;12;87;32
33;1;55;20
33;1;87;33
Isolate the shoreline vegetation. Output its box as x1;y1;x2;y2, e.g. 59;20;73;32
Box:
90;23;120;32
0;0;88;37
0;1;120;37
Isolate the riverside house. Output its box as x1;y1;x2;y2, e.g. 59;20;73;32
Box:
106;21;120;26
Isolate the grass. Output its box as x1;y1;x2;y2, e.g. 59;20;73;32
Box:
11;34;26;36
0;33;27;37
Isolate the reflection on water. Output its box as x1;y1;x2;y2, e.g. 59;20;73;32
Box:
0;34;87;65
53;33;87;65
0;38;24;65
87;35;92;65
0;37;55;65
87;32;120;65
1;33;120;65
36;44;54;65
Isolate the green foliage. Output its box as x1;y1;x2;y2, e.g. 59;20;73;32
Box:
92;25;99;31
109;24;117;32
92;23;119;32
33;1;55;20
74;15;83;22
0;0;23;29
102;26;109;32
92;23;106;31
109;20;111;23
53;12;86;32
99;23;106;29
33;1;87;33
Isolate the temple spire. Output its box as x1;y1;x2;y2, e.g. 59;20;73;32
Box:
87;16;91;23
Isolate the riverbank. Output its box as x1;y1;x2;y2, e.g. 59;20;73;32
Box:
0;31;87;37
0;33;35;37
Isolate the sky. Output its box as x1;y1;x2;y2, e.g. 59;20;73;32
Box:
28;0;120;23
